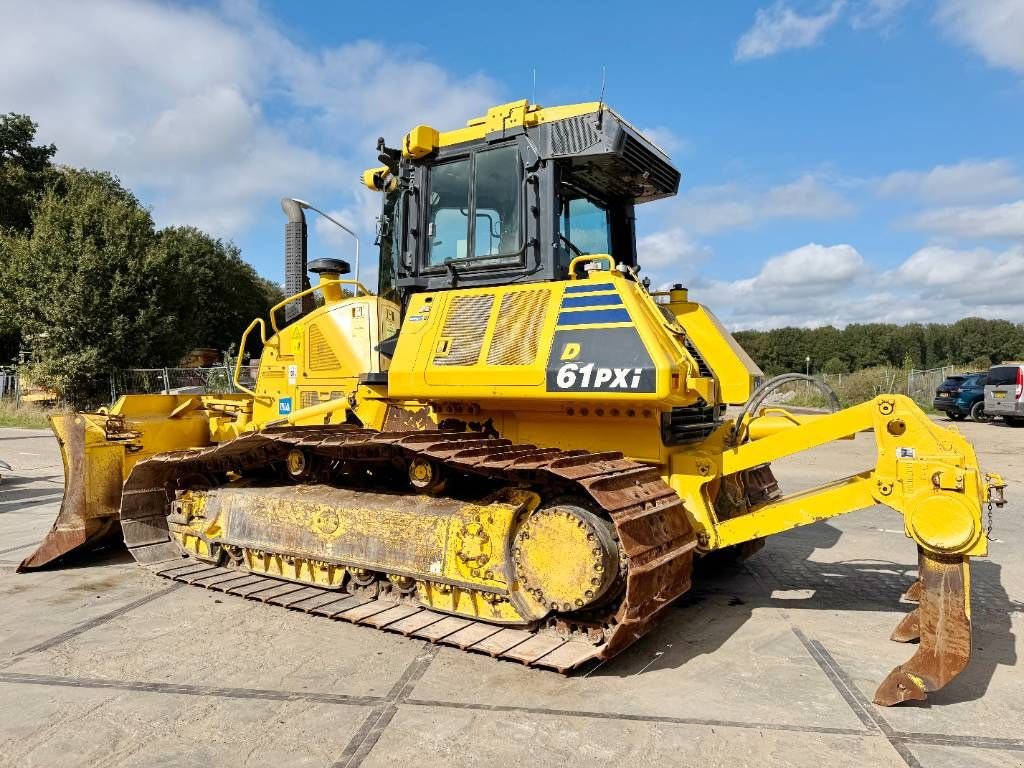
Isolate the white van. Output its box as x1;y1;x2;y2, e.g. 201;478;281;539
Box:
985;363;1024;426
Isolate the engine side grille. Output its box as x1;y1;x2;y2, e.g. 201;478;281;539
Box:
308;323;341;371
486;289;551;366
683;338;713;378
433;295;495;366
661;401;720;445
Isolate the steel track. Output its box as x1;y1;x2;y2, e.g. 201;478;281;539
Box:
119;426;698;671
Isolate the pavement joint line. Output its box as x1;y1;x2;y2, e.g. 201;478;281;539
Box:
401;698;870;737
792;627;922;768
744;559;924;768
889;731;1024;752
1;668;1020;754
0;671;384;707
331;643;440;768
0;541;35;556
0;583;183;670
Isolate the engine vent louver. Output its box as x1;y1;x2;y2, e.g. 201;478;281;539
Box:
487;289;551;366
308;323;341;371
433;295;495;366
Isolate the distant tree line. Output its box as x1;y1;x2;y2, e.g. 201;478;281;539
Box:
734;318;1024;378
0;113;283;404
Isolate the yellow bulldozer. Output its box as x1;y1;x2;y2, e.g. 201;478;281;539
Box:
19;100;1006;706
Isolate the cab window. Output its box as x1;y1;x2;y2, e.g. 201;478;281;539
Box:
427;158;470;265
473;145;521;257
560;197;610;256
426;145;521;267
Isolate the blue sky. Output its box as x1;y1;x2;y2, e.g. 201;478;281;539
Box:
3;0;1023;328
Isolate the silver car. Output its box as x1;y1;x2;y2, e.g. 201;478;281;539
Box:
984;362;1024;426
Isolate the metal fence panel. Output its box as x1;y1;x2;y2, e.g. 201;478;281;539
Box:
112;365;257;399
906;365;967;405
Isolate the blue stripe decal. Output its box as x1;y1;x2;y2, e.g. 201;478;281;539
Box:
560;294;624;309
557;308;632;326
564;282;615;294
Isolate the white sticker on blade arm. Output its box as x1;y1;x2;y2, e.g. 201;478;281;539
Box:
288;365;297;385
897;447;915;459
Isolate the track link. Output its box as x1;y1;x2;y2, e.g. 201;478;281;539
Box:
119;427;698;671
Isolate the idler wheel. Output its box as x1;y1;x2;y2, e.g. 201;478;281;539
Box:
408;458;447;494
512;503;619;613
285;449;314;481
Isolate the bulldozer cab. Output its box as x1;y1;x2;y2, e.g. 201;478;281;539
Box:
369;100;680;305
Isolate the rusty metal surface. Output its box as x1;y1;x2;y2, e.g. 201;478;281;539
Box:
18;414;123;571
382;404;435;432
874;552;972;705
119;426;698;671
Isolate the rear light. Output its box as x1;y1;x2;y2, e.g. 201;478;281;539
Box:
1017;367;1023;400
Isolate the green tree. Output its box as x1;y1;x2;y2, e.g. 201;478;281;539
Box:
2;169;283;404
822;356;847;375
0;114;56;361
151;226;283;358
0;113;56;233
735;318;1024;376
2;169;171;402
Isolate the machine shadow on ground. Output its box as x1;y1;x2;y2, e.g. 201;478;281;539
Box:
0;475;65;513
591;521;1018;707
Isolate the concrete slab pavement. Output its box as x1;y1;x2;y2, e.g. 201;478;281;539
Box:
1;418;1022;767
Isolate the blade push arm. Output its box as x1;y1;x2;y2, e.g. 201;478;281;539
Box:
670;395;1007;705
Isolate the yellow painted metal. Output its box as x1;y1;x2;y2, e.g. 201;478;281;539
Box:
745;409;855;441
170;484;554;624
386;267;710;408
567;253;614;277
511;504;618;612
28;99;1006;703
281;396;349;426
665;395;989;560
243;286;402;428
658;289;763;405
434;100;599;150
402;124;440;158
20;393;253;569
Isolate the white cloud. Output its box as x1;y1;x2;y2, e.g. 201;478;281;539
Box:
638;126;688;155
674;174;854;235
685;241;1024;330
692;243;871;328
637;227;710;273
0;0;499;242
894;244;1024;305
877;160;1024;204
851;0;910;30
903;200;1024;239
735;2;846;61
936;0;1024;75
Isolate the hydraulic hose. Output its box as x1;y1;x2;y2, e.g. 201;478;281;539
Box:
728;373;841;447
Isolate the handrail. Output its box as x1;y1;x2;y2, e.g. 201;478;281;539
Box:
233;318;268;398
232;279;372;399
568;254;614;279
269;279;371;334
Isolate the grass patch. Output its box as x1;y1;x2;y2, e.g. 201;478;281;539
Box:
0;400;55;429
769;366;939;413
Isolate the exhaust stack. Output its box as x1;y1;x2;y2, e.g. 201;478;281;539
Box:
281;198;315;323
